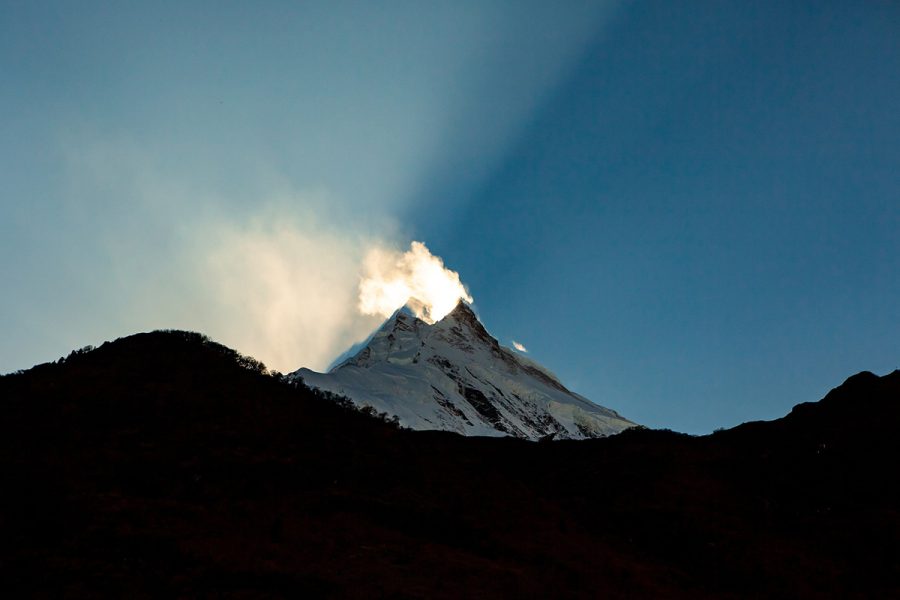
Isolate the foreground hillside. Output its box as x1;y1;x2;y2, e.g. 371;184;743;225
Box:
1;331;898;598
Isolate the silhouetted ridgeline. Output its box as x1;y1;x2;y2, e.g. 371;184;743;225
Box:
1;331;898;598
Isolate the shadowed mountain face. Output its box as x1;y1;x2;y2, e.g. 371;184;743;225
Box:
1;331;898;598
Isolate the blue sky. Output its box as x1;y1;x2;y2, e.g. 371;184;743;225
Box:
2;1;898;433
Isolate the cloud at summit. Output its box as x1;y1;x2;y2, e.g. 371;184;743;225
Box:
359;241;473;324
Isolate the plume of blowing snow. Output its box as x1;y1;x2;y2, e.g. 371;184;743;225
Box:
512;341;528;353
359;241;473;323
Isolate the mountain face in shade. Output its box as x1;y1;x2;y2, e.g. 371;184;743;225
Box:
290;302;635;439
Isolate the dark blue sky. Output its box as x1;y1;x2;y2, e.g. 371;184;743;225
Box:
2;1;897;432
411;1;899;431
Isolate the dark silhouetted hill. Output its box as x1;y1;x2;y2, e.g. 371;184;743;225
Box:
1;331;898;598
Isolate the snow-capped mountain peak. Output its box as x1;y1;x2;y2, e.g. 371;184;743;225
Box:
290;300;635;440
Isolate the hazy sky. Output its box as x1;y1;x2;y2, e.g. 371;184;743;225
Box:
2;1;898;433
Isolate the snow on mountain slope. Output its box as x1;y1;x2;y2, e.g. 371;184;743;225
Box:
289;302;636;440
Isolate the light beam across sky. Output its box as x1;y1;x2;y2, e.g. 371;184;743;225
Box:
1;1;898;434
1;1;618;373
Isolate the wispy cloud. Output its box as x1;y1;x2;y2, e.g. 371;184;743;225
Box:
196;211;385;372
0;3;620;373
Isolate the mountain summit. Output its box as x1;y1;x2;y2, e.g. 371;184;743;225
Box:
290;302;635;439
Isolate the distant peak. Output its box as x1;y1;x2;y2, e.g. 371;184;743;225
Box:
394;304;418;320
435;300;498;348
378;303;431;336
444;300;479;323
